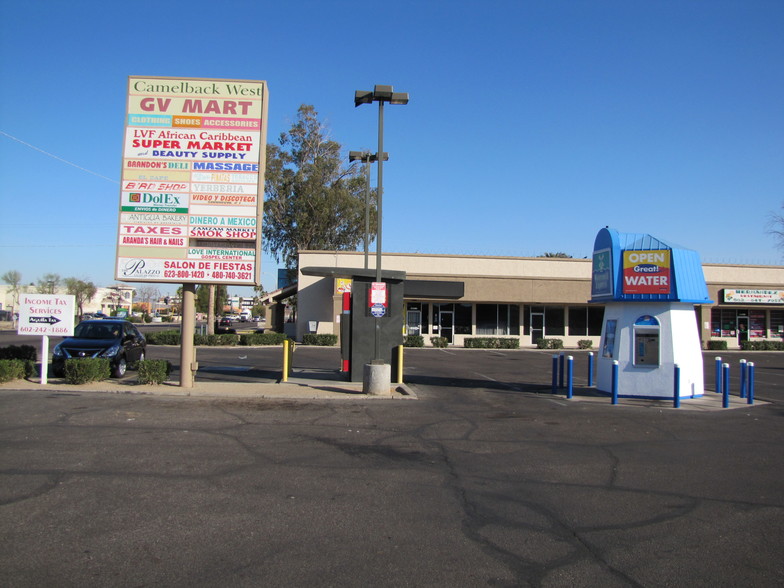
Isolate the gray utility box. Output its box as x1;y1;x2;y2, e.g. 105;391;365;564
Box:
349;275;404;382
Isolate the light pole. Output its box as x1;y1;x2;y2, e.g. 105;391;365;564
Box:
349;150;389;270
354;85;408;363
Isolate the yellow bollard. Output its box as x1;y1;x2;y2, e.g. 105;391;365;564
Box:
282;339;290;382
397;344;404;384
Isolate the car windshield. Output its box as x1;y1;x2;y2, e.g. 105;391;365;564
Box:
74;322;122;340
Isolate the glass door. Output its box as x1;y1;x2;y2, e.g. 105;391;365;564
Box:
531;311;544;344
440;311;454;344
406;309;421;335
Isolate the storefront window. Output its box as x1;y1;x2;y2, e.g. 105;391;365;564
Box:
455;303;472;335
568;306;587;336
771;310;783;339
712;308;739;337
476;304;520;336
544;306;565;336
749;310;766;338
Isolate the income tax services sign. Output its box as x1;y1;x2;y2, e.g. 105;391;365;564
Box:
115;76;268;285
18;294;75;337
622;250;671;295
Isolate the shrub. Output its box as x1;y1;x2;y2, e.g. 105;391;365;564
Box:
145;330;181;345
536;338;564;350
577;339;593;349
137;359;172;384
403;335;424;347
195;333;240;346
430;336;449;348
0;344;37;361
64;358;110;384
740;340;784;351
239;332;288;346
706;340;728;350
0;359;29;383
302;333;338;346
464;337;520;349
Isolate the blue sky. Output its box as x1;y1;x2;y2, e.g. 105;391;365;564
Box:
1;0;782;296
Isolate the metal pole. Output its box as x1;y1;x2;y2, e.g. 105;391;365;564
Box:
566;355;573;399
551;355;558;394
715;356;722;393
364;159;370;270
747;362;754;405
587;351;594;387
559;353;565;388
374;100;384;361
739;359;747;399
673;364;681;408
611;360;619;405
722;363;730;408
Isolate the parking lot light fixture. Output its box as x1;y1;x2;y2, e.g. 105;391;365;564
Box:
353;85;409;361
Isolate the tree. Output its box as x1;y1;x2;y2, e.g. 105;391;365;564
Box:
766;202;784;256
264;104;374;270
195;284;227;316
2;270;22;324
540;252;573;258
36;273;61;294
64;278;97;319
135;285;160;315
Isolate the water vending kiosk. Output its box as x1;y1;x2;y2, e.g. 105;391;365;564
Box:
590;228;713;399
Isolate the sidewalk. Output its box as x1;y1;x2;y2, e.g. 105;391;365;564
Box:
0;374;417;400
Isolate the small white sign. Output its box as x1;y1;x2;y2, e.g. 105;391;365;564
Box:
370;282;387;306
17;294;75;337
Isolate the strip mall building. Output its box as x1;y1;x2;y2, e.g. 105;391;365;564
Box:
295;250;784;350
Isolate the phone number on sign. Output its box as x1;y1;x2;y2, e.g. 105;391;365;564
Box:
162;270;253;281
19;325;71;335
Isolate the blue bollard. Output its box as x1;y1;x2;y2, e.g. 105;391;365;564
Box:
587;352;594;387
739;359;747;399
673;364;681;408
559;353;565;389
566;355;573;399
715;356;722;394
747;362;755;405
722;363;730;408
552;355;558;394
611;360;619;405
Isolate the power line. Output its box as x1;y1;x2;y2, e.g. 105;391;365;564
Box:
0;130;119;184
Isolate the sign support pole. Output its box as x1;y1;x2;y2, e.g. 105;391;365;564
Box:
40;335;49;385
180;283;197;389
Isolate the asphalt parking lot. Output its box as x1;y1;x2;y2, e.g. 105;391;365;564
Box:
2;342;783;586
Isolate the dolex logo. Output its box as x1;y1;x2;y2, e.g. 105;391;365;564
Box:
129;193;181;205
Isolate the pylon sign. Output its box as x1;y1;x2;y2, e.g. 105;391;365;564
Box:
115;76;269;286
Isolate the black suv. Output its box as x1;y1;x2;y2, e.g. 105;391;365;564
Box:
52;319;146;378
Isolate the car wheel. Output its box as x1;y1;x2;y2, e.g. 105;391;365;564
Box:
113;356;127;378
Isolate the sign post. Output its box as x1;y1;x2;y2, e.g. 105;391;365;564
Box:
17;294;75;384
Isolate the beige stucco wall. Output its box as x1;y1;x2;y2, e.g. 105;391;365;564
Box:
297;251;784;348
